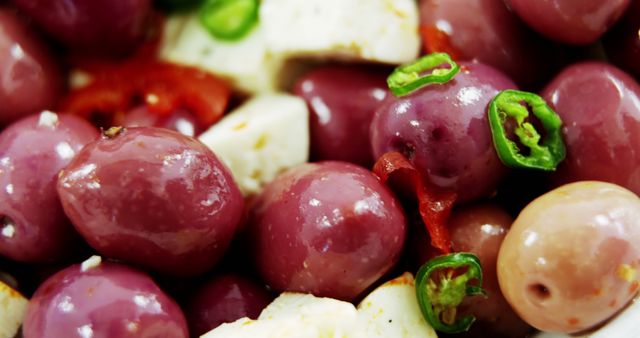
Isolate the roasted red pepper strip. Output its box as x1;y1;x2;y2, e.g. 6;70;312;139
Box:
372;151;456;254
59;62;231;128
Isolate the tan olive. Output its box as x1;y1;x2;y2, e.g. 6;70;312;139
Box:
497;181;640;333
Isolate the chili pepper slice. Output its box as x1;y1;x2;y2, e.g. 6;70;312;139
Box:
387;52;460;97
200;0;259;41
416;252;486;334
488;89;566;171
373;151;456;254
59;62;231;129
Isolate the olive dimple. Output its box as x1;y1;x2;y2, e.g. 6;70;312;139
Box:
498;181;640;333
527;283;552;302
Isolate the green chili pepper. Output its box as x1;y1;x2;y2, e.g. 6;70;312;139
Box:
200;0;259;41
488;89;566;171
387;53;460;97
415;252;486;334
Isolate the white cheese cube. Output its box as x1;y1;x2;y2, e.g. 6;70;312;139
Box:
260;0;420;64
198;94;309;195
357;273;438;338
200;273;438;338
160;14;292;94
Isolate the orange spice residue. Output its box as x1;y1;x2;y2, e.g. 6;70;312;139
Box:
419;25;462;60
629;280;639;294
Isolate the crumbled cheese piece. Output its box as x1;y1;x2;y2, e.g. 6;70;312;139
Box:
201;273;438;338
81;255;102;272
0;280;29;338
38;111;59;128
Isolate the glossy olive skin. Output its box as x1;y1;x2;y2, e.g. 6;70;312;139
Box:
294;65;389;167
11;0;152;55
419;0;561;88
446;205;530;338
542;62;640;195
0;10;62;127
249;161;406;301
0;112;98;262
119;107;203;137
57;127;244;276
370;62;513;203
23;261;188;338
186;274;273;336
410;204;530;338
603;0;640;78
505;0;631;45
498;181;640;333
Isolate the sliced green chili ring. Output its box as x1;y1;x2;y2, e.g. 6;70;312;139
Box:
387;52;460;97
199;0;259;41
488;89;566;171
415;252;486;334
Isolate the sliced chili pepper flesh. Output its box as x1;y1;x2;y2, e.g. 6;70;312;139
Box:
387;52;460;97
372;151;456;254
488;89;566;171
59;61;231;132
415;252;486;334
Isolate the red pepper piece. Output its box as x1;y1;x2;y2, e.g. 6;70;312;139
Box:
373;151;456;254
419;25;462;61
59;62;231;128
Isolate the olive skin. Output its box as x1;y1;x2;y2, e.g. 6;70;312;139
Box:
498;181;640;333
0;112;98;263
249;161;406;301
57;127;244;277
23;261;188;338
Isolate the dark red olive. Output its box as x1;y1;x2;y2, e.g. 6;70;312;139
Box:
57;127;244;276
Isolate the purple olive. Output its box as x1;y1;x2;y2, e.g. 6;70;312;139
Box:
294;65;389;167
370;61;514;203
57;127;244;276
542;62;640;195
23;259;189;338
0;9;63;127
10;0;152;56
419;0;562;88
505;0;631;45
186;274;273;336
0;111;98;263
249;161;406;301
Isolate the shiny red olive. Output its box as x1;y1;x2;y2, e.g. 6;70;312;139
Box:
186;274;273;336
498;181;640;333
57;127;244;277
249;161;406;301
23;260;189;338
542;62;640;195
10;0;152;55
294;65;389;167
419;0;562;88
0;9;62;127
370;61;514;203
505;0;631;45
0;112;98;263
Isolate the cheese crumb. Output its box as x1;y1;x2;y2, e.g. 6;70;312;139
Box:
81;255;102;272
38;111;59;128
